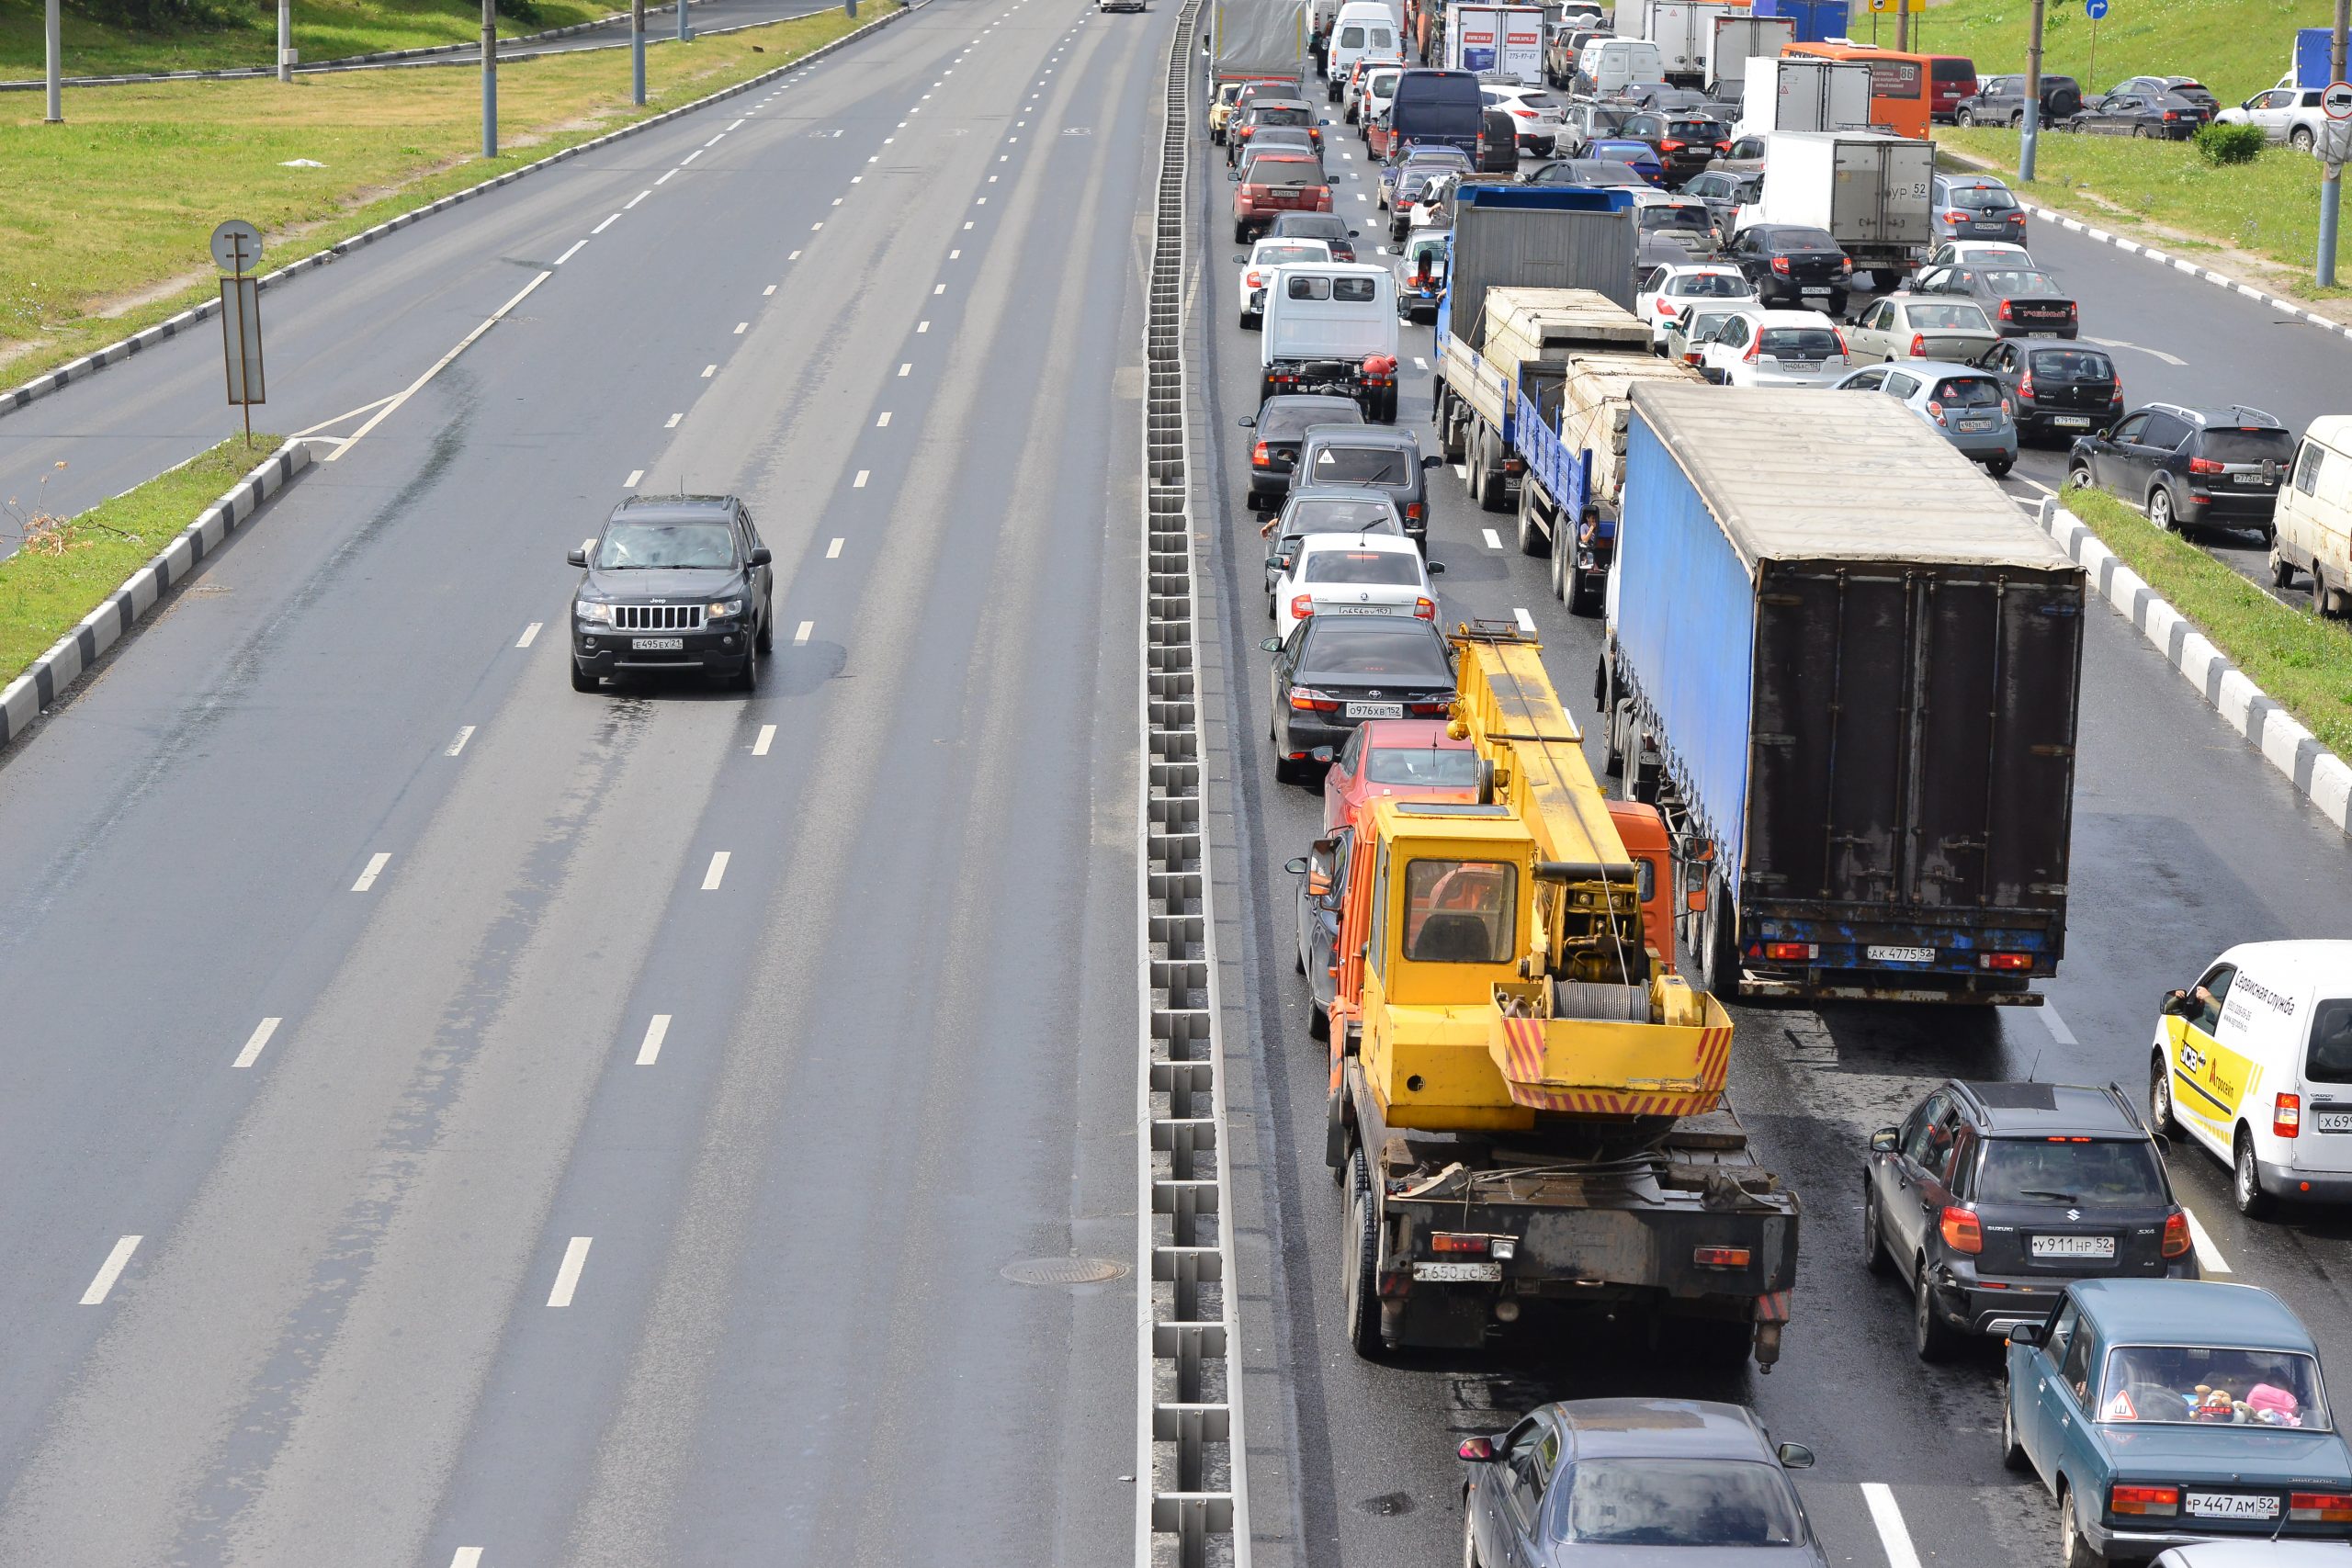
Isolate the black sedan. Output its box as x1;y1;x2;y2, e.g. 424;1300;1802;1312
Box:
1971;340;2121;443
1260;615;1454;783
1521;157;1648;189
568;494;774;693
2062;89;2202;139
1239;394;1365;512
1266;210;1361;261
1723;224;1851;313
1911;262;2077;337
1461;1400;1824;1568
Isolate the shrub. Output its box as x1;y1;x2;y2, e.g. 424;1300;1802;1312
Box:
2193;121;2267;165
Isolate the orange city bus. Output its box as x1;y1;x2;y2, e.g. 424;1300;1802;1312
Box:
1781;42;1932;139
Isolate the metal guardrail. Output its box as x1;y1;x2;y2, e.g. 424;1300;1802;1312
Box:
1136;0;1247;1563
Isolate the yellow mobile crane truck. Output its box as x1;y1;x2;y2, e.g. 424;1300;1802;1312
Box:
1323;625;1799;1365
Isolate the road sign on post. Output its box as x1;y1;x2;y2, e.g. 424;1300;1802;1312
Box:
210;220;266;447
2084;0;2105;19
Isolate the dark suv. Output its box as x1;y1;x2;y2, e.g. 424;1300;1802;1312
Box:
1865;1079;2197;1362
1954;73;2083;127
568;494;774;692
1724;224;1851;314
2066;402;2296;538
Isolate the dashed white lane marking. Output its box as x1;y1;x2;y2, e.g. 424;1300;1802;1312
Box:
449;1551;483;1568
827;537;844;558
949;249;960;258
447;725;476;757
876;412;892;426
1860;1483;1923;1568
754;724;777;756
1482;528;1504;550
918;321;931;332
548;1237;593;1307
82;1236;141;1304
964;221;974;230
794;620;814;645
232;1018;282;1070
665;412;682;428
701;852;730;891
1414;355;1428;368
517;621;543;648
680;148;704;164
811;221;824;231
899;363;912;376
636;1014;672;1066
1512;606;1537;634
591;213;620;234
624;189;650;209
788;249;802;261
2039;1004;2078;1046
734;322;748;335
933;283;946;295
854;470;870;488
989;175;999;183
832;197;843;206
624;468;643;488
703;132;724;147
2183;1208;2233;1275
763;285;776;297
701;365;717;378
352;852;392;893
655;169;677;185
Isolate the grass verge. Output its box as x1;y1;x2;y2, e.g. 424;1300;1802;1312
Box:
0;434;278;682
1901;0;2332;106
1940;127;2347;297
2066;486;2352;757
0;0;614;78
0;5;875;378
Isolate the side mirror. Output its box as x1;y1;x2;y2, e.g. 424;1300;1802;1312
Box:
2159;990;2197;1019
1284;856;1310;875
1428;560;1446;573
1234;253;1249;263
1871;1127;1900;1154
1261;637;1285;652
1309;747;1335;763
1238;414;1258;428
2009;1322;2046;1348
566;547;588;568
1775;1442;1815;1471
1458;1437;1499;1462
1350;228;1362;237
749;547;773;567
1422;455;1444;469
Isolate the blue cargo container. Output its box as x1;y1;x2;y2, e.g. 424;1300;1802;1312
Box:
1601;382;2086;1005
2298;28;2338;91
1752;0;1849;46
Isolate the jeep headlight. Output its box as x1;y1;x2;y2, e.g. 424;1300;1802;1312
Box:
576;600;614;625
707;598;744;618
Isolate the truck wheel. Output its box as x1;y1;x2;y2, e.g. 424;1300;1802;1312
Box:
1549;525;1570;602
1568;566;1602;618
1341;1146;1384;1358
1463;428;1486;499
1309;998;1330;1039
1516;483;1549;556
1695;873;1741;1001
1476;439;1510;513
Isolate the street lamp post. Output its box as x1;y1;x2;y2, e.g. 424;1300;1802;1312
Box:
632;0;647;104
2019;0;2046;183
481;0;498;158
277;0;291;83
678;0;690;45
2322;0;2349;288
44;0;61;123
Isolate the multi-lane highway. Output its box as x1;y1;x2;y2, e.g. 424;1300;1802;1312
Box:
0;1;1164;1561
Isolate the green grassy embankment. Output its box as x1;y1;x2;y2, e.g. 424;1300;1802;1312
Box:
0;0;612;78
1906;0;2329;104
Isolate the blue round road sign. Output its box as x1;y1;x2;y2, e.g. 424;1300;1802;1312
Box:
2084;0;2108;17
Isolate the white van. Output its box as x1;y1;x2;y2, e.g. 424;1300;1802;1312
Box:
2273;414;2352;617
1260;262;1402;419
1576;37;1663;96
1328;1;1402;98
2150;940;2352;1215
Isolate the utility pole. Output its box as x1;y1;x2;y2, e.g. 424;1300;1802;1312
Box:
43;0;61;123
2323;0;2349;288
632;0;646;104
2019;0;2046;182
277;0;291;83
1896;0;1908;56
677;0;690;45
481;0;498;158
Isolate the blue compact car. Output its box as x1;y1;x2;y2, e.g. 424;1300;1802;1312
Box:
1581;138;1667;187
2004;1280;2352;1565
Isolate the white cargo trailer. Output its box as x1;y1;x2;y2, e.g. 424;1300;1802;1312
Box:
1444;3;1545;80
1705;13;1795;98
1734;55;1872;139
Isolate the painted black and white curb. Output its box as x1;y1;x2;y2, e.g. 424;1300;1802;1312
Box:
0;441;315;753
0;0;913;423
2037;496;2352;838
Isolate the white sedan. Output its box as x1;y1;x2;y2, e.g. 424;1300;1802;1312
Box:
1633;262;1755;351
1698;309;1851;388
1915;240;2034;274
1271;531;1442;637
1236;237;1333;328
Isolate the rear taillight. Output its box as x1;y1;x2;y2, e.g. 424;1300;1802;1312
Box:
1656;299;1677;315
1928;400;1947;424
1909;332;1927;356
1762;941;1815;960
2188;456;2225;475
1251;442;1270;468
1245;270;1262;288
1413;596;1435;619
1430;1232;1489;1254
2291;1494;2352;1524
1693;1246;1751;1267
2162;1211;2191;1258
1770;256;1790;275
1832;329;1849;358
1743;336;1759;363
2002;397;2014;418
1513;107;1536;118
2018;371;2035;399
2111;1485;2179;1518
2163;110;2177;120
1943;209;1967;222
1406;501;1423;522
1998;299;2014;321
1658;137;1683;151
1407;700;1450;716
1682;350;1702;365
1939;1206;1983;1254
1979;952;2031;971
2277;1091;2302;1138
1838;256;1852;276
2109;385;2125;405
1288;686;1340;713
1290;594;1315;621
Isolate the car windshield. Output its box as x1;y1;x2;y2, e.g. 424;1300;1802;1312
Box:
1759;327;1839;360
1555;1460;1804;1547
2200;429;2295;464
595;519;735;569
1404;858;1516;962
1975;1137;2165;1202
1303;549;1421;585
2028;348;2112;379
1310;446;1411;483
1298;622;1451;678
2098;1346;2331;1429
1669;272;1749;298
1289;499;1400;533
1948;185;2017;209
1907;302;1992;332
1366;745;1480;785
1984;268;2064;298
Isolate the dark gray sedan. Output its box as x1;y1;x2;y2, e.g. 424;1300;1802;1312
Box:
1461;1399;1825;1568
1293;425;1442;547
1261;484;1405;607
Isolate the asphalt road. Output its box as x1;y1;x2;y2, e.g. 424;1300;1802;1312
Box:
0;1;1163;1562
1192;107;2352;1568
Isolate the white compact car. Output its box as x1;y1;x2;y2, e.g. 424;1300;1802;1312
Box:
1236;237;1334;329
1633;263;1754;351
1480;81;1567;155
1699;309;1851;388
1271;531;1440;637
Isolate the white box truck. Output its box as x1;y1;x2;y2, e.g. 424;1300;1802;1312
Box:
1735;55;1872;139
1445;3;1545;79
1706;13;1795;99
1617;0;1746;85
1746;130;1934;288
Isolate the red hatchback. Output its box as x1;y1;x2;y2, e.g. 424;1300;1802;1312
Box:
1233;152;1333;243
1318;719;1478;834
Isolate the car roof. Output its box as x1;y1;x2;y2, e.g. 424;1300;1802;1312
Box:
1753;308;1840;326
610;493;739;522
1296;529;1420;553
2144;401;2289;432
2213;939;2352;979
1303;424;1419;448
2071;1280;2318;1352
1548;1399;1773;1462
1944;1079;2143;1136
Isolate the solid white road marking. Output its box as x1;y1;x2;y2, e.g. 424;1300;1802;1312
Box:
548;1237;593;1306
876;412;892;426
2020;476;2055;496
352;852;391;893
624;188;650;209
2183;1208;2232;1275
81;1236;141;1304
591;213;619;233
1860;1483;1923;1568
2084;334;2189;367
232;1017;281;1070
326;270;550;461
754;723;777;755
636;1014;672;1066
854;470;870;488
826;537;844;558
447;725;475;757
794;621;814;645
701;852;730;891
1512;607;1537;634
624;468;643;488
516;622;543;649
665;412;682;428
2039;1004;2078;1046
1482;528;1503;550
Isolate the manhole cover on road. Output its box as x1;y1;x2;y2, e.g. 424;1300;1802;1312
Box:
1001;1256;1128;1286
